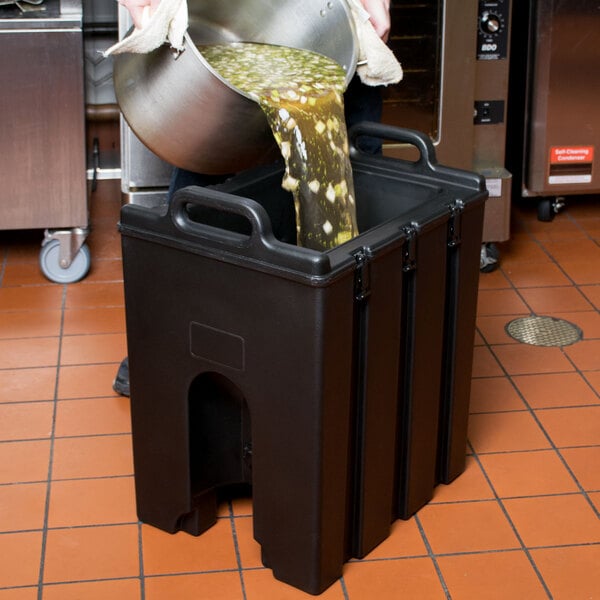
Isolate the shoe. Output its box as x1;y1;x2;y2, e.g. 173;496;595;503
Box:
113;357;130;397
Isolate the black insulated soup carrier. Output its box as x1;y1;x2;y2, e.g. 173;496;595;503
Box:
118;125;487;595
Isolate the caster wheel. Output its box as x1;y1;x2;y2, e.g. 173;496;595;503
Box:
538;196;565;222
480;242;500;273
39;240;91;283
538;198;555;222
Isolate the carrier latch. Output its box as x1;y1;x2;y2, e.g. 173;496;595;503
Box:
447;199;465;248
402;223;419;272
353;248;372;301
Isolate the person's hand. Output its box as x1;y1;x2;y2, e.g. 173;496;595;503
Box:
360;0;391;42
118;0;161;29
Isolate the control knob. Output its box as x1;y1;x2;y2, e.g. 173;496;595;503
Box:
481;12;501;34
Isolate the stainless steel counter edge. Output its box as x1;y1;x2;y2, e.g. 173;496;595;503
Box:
0;15;82;29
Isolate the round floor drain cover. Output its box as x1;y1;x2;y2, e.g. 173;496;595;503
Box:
505;316;582;347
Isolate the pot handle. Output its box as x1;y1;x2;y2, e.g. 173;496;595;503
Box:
348;123;438;171
170;186;332;275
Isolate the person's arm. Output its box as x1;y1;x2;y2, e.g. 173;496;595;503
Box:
105;0;186;55
360;0;391;42
118;0;159;29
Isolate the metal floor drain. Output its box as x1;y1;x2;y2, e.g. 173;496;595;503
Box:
505;316;583;347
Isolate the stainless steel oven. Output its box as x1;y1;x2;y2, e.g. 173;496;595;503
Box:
383;0;513;249
383;0;478;170
506;0;600;221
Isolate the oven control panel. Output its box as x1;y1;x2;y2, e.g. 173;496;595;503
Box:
477;0;509;60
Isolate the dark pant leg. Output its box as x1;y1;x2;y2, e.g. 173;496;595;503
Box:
344;75;384;155
168;169;230;197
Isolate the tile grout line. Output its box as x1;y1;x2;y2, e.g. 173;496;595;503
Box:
427;489;600;505
467;441;554;599
0;432;132;445
228;500;248;600
413;513;452;599
580;371;600;403
36;283;67;600
339;574;351;600
137;520;146;600
345;541;600;563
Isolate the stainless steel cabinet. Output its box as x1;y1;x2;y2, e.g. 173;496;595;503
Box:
0;0;90;281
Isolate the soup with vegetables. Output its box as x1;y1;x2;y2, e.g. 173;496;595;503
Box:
200;42;358;251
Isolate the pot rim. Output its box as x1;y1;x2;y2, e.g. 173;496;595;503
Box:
182;0;359;92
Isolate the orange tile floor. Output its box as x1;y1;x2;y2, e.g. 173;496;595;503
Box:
0;180;599;599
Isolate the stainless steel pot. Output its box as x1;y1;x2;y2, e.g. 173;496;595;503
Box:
113;0;358;174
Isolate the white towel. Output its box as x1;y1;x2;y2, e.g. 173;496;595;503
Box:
348;0;403;86
103;0;188;56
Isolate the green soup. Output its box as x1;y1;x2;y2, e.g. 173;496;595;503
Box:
200;42;358;251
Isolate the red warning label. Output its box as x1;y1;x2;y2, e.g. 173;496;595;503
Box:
550;146;594;164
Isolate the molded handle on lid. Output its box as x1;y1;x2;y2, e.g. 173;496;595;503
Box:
171;185;273;246
170;186;332;276
349;123;438;171
350;122;487;193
